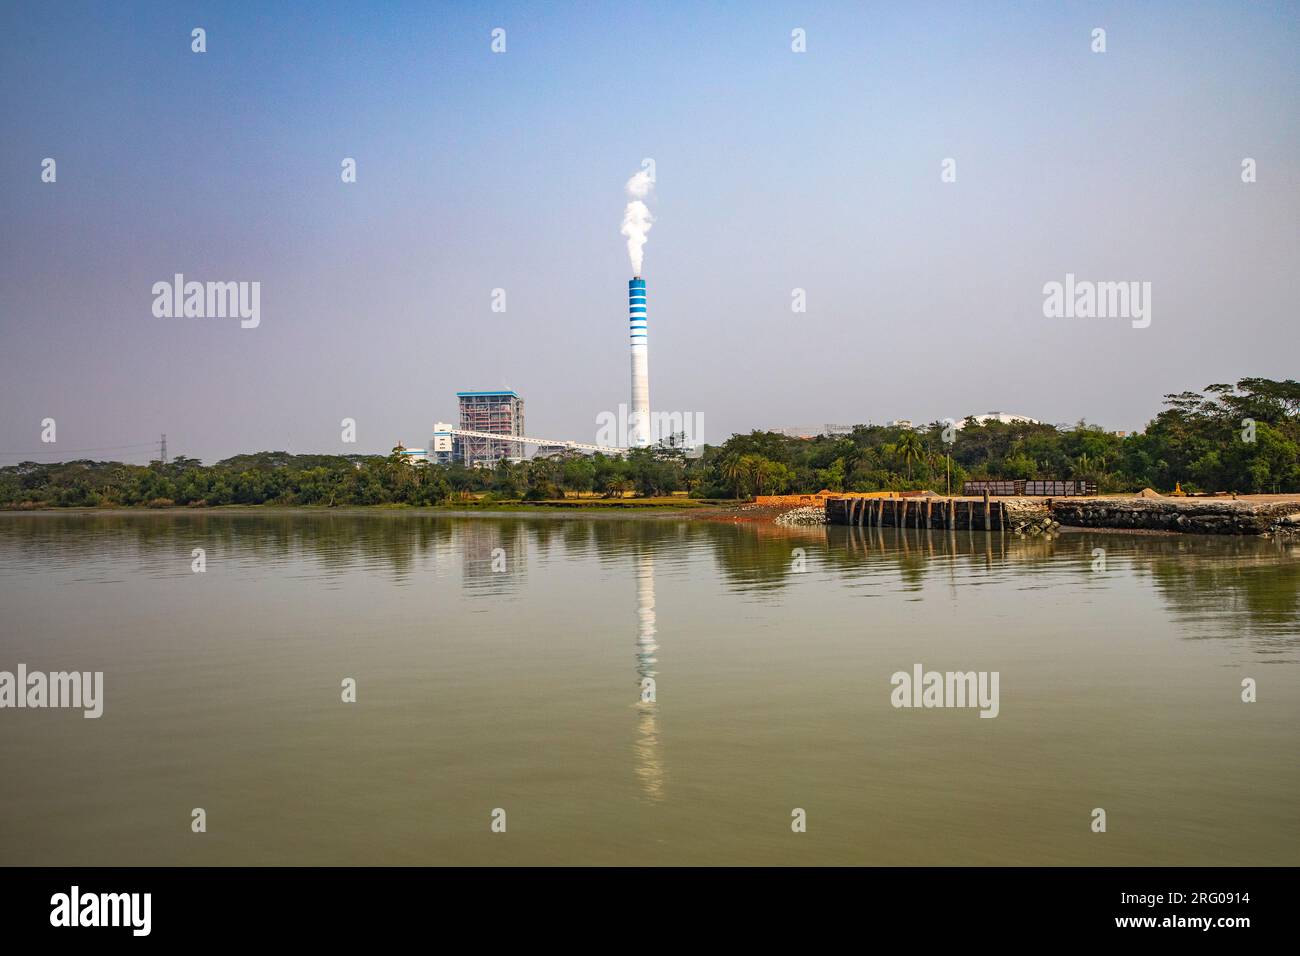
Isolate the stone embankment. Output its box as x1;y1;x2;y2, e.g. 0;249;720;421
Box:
774;505;828;526
1005;501;1060;536
825;494;1300;536
1049;497;1300;535
1271;512;1300;535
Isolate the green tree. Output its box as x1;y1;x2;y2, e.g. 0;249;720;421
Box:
895;431;924;480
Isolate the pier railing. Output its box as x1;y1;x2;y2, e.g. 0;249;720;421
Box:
962;479;1096;496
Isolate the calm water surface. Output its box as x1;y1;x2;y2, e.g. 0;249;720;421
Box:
1;512;1297;865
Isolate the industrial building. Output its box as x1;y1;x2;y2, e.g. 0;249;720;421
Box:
415;388;624;467
429;424;455;465
456;390;526;465
395;444;427;464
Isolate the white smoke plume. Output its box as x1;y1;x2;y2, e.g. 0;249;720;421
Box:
621;169;655;275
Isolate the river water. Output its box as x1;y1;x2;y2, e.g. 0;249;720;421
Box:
0;512;1296;865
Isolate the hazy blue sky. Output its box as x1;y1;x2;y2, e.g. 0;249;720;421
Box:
2;1;1297;463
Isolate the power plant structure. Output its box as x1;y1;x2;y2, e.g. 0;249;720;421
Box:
628;276;650;447
409;272;661;465
455;390;525;465
412;383;629;467
404;172;669;463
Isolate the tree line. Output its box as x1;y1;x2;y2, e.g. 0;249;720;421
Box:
2;378;1296;508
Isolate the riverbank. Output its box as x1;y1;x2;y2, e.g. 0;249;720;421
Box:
1049;495;1300;535
0;501;726;521
7;494;1300;536
826;493;1300;536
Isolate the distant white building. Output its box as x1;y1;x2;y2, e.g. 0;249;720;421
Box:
772;424;857;439
395;444;428;465
957;411;1041;429
430;423;456;465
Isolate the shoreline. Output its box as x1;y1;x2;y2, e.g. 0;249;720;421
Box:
0;504;715;521
826;493;1300;536
4;493;1299;536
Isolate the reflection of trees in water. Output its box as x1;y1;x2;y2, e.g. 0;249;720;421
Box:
695;521;1300;654
696;521;1051;593
2;513;1295;651
1136;537;1299;653
693;521;825;593
529;519;558;560
557;519;596;558
0;513;453;581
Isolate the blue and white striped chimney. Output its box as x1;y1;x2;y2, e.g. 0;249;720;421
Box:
628;277;650;446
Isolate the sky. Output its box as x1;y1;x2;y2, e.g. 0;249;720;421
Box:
1;0;1297;464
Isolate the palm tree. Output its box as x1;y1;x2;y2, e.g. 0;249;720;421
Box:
603;476;632;498
720;456;745;498
741;455;765;497
896;430;924;480
843;443;866;480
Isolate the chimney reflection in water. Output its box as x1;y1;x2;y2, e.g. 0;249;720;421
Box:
634;552;665;800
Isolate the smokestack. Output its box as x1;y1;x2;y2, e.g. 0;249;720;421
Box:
629;276;650;446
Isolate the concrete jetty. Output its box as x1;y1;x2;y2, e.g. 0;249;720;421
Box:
825;495;1047;532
